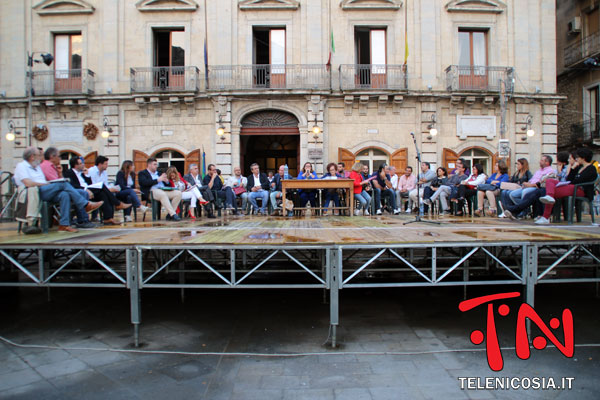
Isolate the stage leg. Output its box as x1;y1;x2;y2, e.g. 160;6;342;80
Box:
524;245;537;339
128;249;142;347
329;248;339;348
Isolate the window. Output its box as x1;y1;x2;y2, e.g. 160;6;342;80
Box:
587;8;599;36
458;29;488;89
54;33;82;92
354;27;387;87
153;150;185;173
252;27;286;88
586;86;599;139
356;148;389;173
153;29;185;89
459;148;491;176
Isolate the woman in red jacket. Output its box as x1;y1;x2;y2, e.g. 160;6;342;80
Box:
350;162;372;216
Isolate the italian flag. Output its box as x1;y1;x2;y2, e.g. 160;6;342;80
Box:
326;31;335;70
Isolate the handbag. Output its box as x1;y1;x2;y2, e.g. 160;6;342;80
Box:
477;183;499;192
233;186;246;196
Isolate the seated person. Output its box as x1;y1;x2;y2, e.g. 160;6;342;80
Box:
269;165;285;214
337;162;351;178
14;147;102;232
138;157;182;221
203;163;238;215
474;160;509;217
350;162;372;216
409;162;436;212
450;163;486;216
396;166;416;212
297;162;318;209
183;163;216;218
115;160;149;222
43;149;98;228
431;163;467;215
165;166;208;220
372;165;399;215
423;167;448;211
246;163;270;215
534;148;598;224
86;155;132;225
500;155;555;216
321;163;342;215
225;167;248;212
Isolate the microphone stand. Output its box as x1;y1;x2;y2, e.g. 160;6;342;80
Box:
404;132;440;225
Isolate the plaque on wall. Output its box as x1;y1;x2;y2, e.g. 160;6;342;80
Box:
49;120;84;144
308;148;323;159
456;116;496;140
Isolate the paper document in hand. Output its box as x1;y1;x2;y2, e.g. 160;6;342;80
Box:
555;181;570;188
88;182;104;189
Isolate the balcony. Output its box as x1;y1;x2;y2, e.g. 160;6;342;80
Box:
339;65;407;90
31;69;95;96
564;31;600;67
445;65;514;93
130;66;202;93
208;64;329;91
571;120;600;145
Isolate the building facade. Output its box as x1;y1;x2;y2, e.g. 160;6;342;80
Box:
0;0;559;180
556;0;600;159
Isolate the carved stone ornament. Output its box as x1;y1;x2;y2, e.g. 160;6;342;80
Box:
340;0;401;10
136;0;198;12
239;0;300;11
32;125;49;142
445;0;506;14
33;0;95;15
83;122;99;140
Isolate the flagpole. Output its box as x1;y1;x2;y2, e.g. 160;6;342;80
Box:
404;0;408;89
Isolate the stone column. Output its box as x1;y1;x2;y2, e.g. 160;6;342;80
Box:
213;96;232;175
307;95;326;174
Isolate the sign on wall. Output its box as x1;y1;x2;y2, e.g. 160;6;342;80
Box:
49;120;83;144
308;148;323;159
456;116;496;140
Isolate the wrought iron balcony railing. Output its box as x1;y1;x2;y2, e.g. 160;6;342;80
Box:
339;64;407;90
571;120;600;144
208;64;329;91
130;66;202;93
564;31;600;67
445;65;514;92
31;69;95;96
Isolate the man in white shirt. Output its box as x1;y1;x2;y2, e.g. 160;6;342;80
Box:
225;166;248;212
408;162;436;212
85;155;131;225
14;147;103;232
246;163;269;215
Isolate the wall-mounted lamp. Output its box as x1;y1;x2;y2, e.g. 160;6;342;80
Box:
427;114;438;140
5;120;22;145
521;115;535;140
312;115;321;140
216;115;226;141
101;117;113;143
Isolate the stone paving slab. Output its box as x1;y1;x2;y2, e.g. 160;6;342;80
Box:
0;286;599;399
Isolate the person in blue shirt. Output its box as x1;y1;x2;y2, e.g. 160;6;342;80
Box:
321;162;342;215
297;162;318;209
474;160;510;217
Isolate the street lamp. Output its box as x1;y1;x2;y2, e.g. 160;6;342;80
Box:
427;114;438;139
312;115;321;140
27;52;53;146
4;120;21;145
522;115;535;140
102;117;113;143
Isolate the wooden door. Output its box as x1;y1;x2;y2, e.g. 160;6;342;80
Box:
370;30;387;88
338;148;356;170
390;148;408;173
443;148;459;171
133;150;149;181
184;149;200;177
269;29;286;88
83;151;97;169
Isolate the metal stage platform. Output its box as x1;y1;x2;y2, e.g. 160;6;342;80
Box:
1;215;599;347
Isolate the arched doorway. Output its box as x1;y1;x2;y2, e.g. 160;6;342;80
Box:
443;147;507;176
59;150;97;171
241;110;300;176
